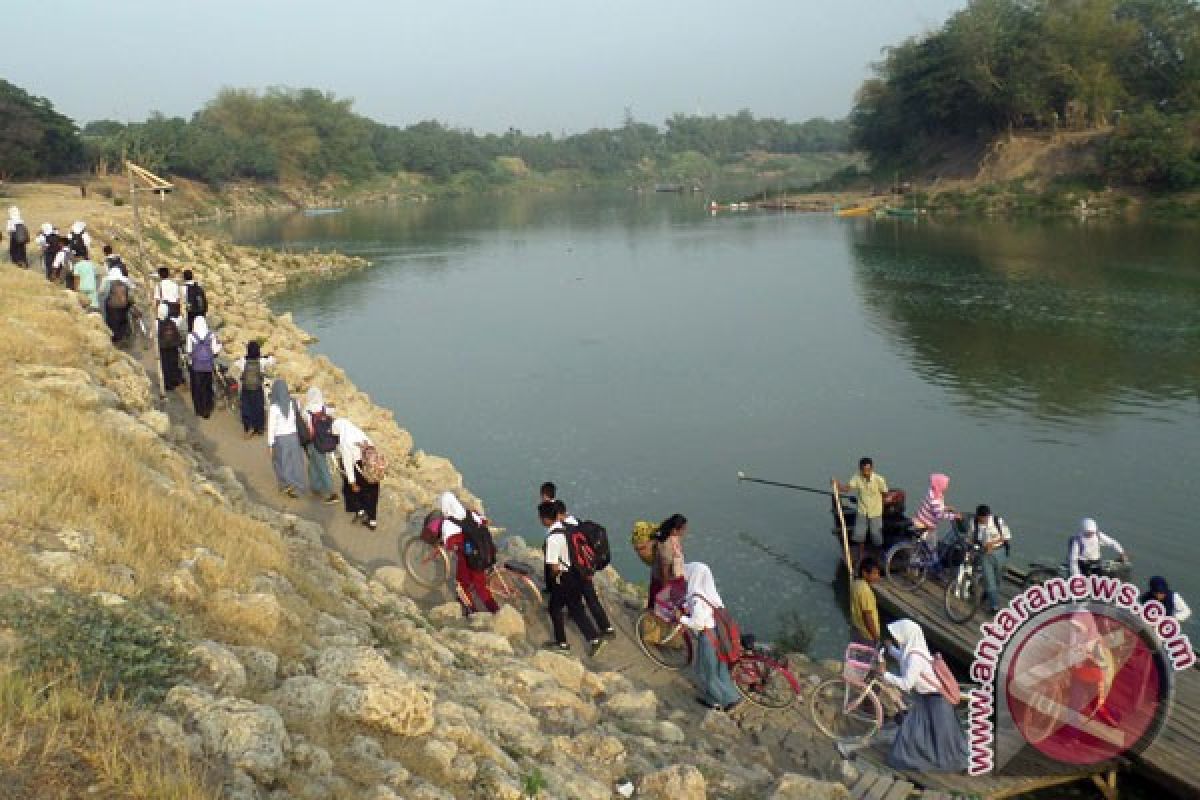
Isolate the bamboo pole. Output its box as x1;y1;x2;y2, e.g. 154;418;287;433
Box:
832;479;854;578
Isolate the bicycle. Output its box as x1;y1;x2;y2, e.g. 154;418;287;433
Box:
1023;558;1132;588
400;536;541;612
810;643;886;743
126;304;152;351
944;542;985;623
884;522;966;591
213;359;240;413
634;604;803;709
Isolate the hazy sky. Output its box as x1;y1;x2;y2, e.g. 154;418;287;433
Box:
6;1;965;132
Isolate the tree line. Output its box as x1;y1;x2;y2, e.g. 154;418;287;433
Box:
850;0;1200;189
0;80;849;186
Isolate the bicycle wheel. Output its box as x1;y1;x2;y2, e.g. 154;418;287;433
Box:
810;678;882;744
944;569;982;623
402;537;449;588
732;653;800;709
635;610;693;670
885;542;927;591
1023;567;1059;589
488;570;542;614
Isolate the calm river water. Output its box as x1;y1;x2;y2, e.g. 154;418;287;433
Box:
231;192;1200;657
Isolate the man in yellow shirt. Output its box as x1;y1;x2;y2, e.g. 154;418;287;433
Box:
850;557;883;644
836;457;889;563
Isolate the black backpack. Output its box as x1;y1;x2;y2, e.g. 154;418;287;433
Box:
577;520;611;571
187;283;208;316
311;410;338;453
457;512;497;572
12;223;29;246
69;232;88;258
158;318;182;349
107;281;130;310
241;359;263;391
564;523;598;578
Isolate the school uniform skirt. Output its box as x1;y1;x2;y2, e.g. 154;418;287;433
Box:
887;691;968;772
272;432;307;493
305;442;334;495
240;387;265;433
159;345;184;390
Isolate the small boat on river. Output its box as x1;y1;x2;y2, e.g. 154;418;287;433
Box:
303;207;345;217
835;205;871;218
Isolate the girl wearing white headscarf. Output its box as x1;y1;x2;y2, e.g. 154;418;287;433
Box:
882;619;967;772
267;378;307;498
156;303;185;391
300;387;337;503
332;418;379;529
6;207;29;267
439;491;498;613
680;562;742;711
185;316;221;418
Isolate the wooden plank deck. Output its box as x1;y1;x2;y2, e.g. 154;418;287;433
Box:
870;566;1200;798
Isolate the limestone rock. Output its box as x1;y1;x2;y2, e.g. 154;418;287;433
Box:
211;590;283;636
267;676;335;728
373;565;407;595
191;640;248;696
332;682;435;737
603;689;657;721
429;602;464;626
234;646;280;692
490;604;526;638
769;773;852;800
530;649;585;692
291;741;334;778
191;697;290;782
31;550;83;582
639;765;707;800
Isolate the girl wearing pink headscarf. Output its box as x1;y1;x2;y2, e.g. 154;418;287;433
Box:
913;473;958;543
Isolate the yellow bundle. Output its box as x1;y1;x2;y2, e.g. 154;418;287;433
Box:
631;520;660;566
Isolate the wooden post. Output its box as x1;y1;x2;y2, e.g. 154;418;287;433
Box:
126;161;146;274
832;479;854;578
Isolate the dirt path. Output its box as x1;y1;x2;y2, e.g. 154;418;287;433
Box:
130;341;842;779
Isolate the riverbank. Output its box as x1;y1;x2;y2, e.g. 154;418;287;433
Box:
0;182;854;799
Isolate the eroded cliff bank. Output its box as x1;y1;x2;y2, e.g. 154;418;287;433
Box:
0;182;851;799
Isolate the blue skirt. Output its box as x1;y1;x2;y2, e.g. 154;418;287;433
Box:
272;432;308;493
693;631;741;708
888;691;968;772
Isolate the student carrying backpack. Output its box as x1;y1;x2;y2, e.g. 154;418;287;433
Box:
311;408;338;454
456;510;497;572
106;280;129;310
185;279;207;318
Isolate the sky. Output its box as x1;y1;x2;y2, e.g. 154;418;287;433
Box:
5;0;966;133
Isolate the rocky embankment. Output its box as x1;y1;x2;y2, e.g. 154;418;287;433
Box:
0;188;852;799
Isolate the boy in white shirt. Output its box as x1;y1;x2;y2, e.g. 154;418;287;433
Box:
540;502;604;657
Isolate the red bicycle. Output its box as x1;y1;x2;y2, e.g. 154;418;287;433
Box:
634;603;803;709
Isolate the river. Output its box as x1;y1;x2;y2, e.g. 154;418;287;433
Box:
227;191;1200;657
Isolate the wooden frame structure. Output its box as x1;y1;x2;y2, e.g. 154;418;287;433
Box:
125;161;174;271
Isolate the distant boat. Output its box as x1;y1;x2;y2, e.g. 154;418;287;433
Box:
654;184;684;193
835;206;871;218
303;207;345;216
884;207;920;218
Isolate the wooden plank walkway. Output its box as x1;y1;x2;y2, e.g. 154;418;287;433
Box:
870;566;1200;798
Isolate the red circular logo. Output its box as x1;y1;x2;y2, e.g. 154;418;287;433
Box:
1004;608;1167;765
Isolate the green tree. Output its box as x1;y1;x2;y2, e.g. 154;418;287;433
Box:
0;79;85;178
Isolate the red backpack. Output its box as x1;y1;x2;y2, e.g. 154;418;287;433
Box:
694;594;743;664
564;524;598;578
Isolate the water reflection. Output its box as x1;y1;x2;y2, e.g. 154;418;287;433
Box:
850;219;1200;421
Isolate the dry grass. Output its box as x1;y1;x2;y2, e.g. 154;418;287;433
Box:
0;664;218;800
0;262;325;656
